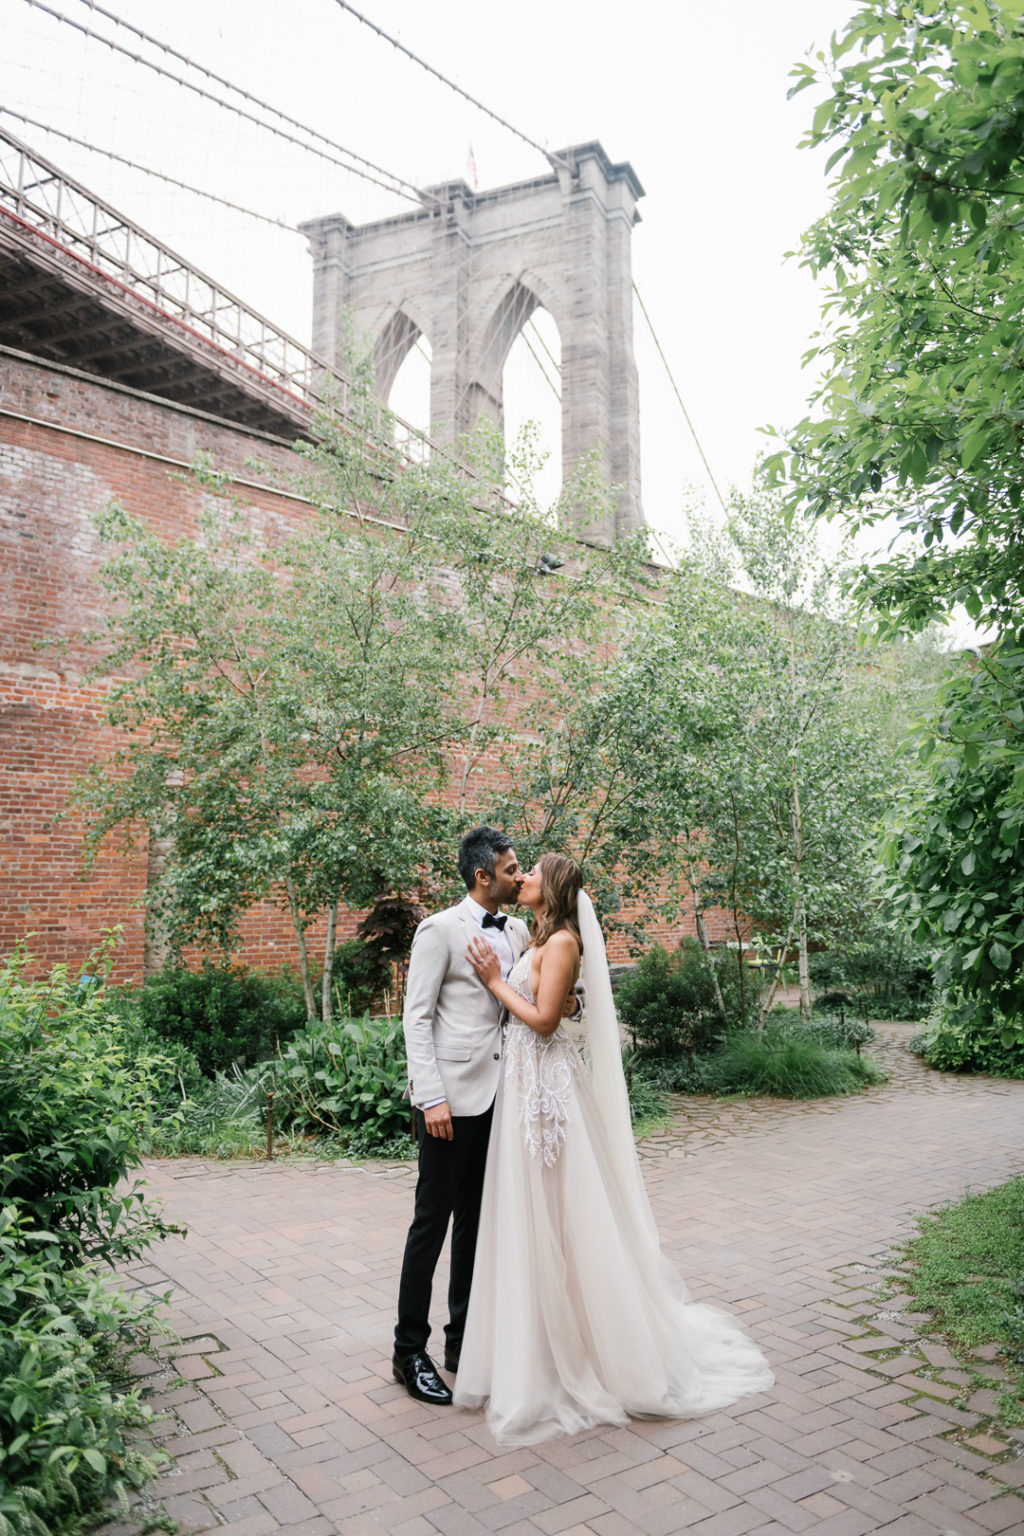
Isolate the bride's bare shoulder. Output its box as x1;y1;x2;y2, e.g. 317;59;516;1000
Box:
537;929;581;962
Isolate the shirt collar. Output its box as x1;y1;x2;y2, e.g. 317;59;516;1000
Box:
463;894;505;928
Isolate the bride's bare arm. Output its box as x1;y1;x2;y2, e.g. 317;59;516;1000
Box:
467;932;579;1037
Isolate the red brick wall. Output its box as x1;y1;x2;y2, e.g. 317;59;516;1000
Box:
0;347;720;982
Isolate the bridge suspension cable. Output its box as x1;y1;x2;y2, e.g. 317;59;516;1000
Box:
632;282;727;516
18;0;435;207
330;1;573;177
0;107;301;232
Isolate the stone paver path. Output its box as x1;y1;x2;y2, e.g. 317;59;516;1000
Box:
113;1028;1024;1536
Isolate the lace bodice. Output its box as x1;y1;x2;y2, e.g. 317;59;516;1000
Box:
504;951;579;1166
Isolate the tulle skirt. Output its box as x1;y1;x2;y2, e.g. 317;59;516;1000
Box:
453;1026;774;1446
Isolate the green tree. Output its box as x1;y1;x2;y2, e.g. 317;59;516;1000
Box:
71;375;650;1009
75;404;462;1016
773;0;1024;635
715;495;900;1020
881;643;1024;1054
492;498;903;1027
774;0;1024;1055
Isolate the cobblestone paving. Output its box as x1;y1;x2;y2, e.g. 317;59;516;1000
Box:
108;1028;1024;1535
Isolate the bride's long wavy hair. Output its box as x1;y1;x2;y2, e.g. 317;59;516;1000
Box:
531;853;584;955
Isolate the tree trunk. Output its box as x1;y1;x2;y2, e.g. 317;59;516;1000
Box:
143;828;176;978
285;875;317;1018
757;908;799;1031
322;898;339;1024
791;774;812;1021
691;878;728;1024
726;795;749;1028
797;896;812;1022
788;626;812;1022
142;768;184;978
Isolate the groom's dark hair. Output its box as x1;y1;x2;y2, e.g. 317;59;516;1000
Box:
458;825;514;890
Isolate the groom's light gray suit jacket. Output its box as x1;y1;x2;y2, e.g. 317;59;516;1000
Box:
403;901;530;1117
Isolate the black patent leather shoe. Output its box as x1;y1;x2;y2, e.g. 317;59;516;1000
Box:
392;1350;453;1404
444;1343;460;1374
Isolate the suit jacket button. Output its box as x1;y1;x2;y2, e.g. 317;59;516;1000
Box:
493;1052;500;1060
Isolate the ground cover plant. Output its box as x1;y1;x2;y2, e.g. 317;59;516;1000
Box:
901;1176;1024;1428
0;940;174;1534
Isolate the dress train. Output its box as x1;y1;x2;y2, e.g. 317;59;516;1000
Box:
453;935;773;1446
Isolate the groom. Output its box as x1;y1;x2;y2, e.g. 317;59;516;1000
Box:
392;826;530;1405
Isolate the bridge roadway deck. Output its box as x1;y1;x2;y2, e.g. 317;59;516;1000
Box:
105;1028;1024;1536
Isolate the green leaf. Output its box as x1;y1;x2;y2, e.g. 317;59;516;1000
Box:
959;431;989;469
990;940;1011;971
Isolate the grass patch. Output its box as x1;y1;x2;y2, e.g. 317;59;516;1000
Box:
702;1031;888;1098
626;1063;672;1138
903;1176;1024;1426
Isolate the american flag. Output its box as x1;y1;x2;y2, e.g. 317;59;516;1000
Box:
466;144;478;191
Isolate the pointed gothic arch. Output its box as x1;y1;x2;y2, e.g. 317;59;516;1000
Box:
302;142;644;541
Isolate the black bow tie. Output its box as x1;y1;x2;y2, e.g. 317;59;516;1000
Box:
482;912;508;931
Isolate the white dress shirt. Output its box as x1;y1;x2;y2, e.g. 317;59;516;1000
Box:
462;894;518;980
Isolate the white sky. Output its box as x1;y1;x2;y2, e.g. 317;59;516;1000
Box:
4;0;867;552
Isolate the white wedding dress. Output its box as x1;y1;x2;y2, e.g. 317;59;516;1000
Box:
453;894;773;1446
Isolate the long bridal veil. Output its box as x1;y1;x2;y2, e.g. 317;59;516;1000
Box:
454;891;773;1445
577;889;664;1250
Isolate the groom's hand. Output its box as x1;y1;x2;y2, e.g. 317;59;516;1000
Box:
423;1102;453;1140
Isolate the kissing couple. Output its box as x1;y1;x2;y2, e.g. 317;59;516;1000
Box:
392;825;773;1447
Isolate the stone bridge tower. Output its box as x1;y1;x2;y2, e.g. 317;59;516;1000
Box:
301;141;644;541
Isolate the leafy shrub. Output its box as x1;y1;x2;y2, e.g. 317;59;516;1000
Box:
0;1208;167;1536
615;941;725;1059
331;939;393;1017
103;991;206;1108
914;993;1024;1079
275;1015;409;1152
0;941;174;1533
630;1053;707;1094
340;1124;416;1161
802;1015;875;1053
813;988;855;1014
0;942;175;1266
701;1032;888;1098
136;961;306;1077
809;925;934;1021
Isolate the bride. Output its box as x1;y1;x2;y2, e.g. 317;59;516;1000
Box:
455;852;773;1446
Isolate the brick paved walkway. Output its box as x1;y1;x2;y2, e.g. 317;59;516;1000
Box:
112;1028;1024;1536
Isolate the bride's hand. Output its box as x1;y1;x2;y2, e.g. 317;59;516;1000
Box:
467;937;501;989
